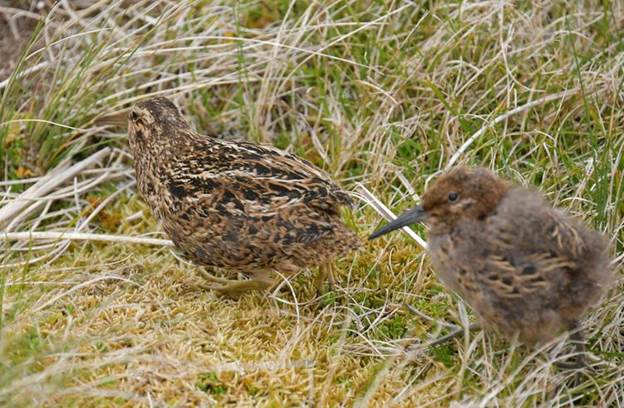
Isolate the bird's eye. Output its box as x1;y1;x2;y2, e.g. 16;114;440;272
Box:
130;111;139;121
448;192;459;202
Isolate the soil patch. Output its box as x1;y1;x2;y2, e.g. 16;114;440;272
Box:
0;4;39;81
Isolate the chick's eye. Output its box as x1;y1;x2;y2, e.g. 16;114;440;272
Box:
448;192;459;202
130;112;139;121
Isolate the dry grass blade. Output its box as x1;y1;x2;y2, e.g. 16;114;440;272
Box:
445;88;580;170
1;231;173;246
0;147;111;229
356;183;428;250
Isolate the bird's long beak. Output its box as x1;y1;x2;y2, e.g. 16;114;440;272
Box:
369;205;426;240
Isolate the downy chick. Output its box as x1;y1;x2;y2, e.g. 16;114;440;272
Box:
370;166;612;360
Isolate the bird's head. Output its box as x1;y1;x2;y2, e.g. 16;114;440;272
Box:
369;166;510;239
128;96;189;152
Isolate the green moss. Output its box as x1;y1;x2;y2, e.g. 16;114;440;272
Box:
273;132;291;150
196;372;227;395
374;314;407;340
430;344;455;369
319;290;337;307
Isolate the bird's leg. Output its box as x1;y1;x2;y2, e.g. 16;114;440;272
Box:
570;329;587;368
315;263;335;295
197;269;234;285
555;321;588;369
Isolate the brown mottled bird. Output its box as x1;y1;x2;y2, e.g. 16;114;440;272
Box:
370;166;613;363
127;96;361;298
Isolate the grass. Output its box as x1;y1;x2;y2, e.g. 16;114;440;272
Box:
1;0;623;406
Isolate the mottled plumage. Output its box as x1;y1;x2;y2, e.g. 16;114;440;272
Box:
370;166;613;352
128;97;361;297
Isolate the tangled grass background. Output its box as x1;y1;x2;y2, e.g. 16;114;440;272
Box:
1;1;623;406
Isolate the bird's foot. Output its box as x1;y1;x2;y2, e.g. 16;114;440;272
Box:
422;323;481;348
196;269;274;299
554;355;587;370
555;322;590;370
199;278;273;299
404;303;480;348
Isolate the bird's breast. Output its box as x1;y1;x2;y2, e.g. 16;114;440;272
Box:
428;233;457;284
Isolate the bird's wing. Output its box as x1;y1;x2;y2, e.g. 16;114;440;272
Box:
164;138;352;216
173;138;352;213
489;187;600;261
474;187;598;300
234;140;353;209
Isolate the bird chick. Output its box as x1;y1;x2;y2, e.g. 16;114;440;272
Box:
128;97;361;298
370;166;613;358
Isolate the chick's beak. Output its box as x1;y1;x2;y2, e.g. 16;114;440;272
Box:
368;205;426;240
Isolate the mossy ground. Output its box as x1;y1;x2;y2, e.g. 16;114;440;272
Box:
1;1;623;406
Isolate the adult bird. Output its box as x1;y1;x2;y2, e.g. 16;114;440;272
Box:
128;96;361;298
